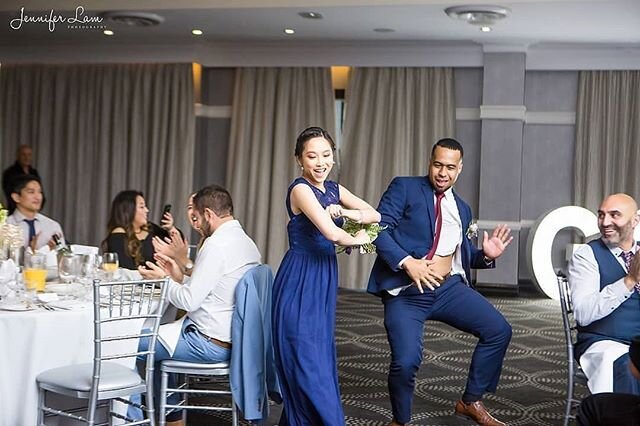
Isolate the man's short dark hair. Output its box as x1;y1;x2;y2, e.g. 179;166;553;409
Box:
431;138;464;159
11;174;41;195
193;184;233;217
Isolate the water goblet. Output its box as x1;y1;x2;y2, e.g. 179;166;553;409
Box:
59;253;82;284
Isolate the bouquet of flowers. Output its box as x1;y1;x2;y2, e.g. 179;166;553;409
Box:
336;219;386;255
0;203;23;252
0;203;6;225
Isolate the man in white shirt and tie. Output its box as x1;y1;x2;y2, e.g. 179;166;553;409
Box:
368;139;514;426
569;193;640;395
6;174;64;252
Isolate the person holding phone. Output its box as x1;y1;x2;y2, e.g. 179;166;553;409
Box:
101;190;183;270
152;193;202;277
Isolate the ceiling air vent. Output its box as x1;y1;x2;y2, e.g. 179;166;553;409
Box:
101;11;165;27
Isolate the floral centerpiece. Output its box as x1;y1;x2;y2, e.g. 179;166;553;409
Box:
0;203;23;253
336;219;386;255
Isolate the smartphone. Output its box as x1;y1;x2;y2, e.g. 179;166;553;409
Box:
162;204;172;215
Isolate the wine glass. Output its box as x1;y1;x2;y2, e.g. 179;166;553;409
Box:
0;260;11;301
58;254;82;284
80;254;99;279
102;252;119;279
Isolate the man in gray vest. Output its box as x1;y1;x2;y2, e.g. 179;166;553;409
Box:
568;193;640;395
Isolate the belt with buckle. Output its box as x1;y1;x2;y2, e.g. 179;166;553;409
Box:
196;329;231;350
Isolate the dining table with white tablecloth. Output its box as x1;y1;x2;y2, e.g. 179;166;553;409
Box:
0;295;160;426
0;302;96;426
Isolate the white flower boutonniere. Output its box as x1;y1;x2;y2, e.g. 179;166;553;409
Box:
466;221;478;240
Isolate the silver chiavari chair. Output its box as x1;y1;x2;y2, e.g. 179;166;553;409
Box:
36;278;169;425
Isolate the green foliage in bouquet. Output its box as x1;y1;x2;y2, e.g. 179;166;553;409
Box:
336;219;386;255
0;203;7;225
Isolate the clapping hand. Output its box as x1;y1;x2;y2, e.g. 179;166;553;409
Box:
138;252;184;283
624;252;640;291
152;230;188;263
482;224;513;261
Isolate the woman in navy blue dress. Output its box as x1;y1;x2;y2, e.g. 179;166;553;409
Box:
272;127;381;425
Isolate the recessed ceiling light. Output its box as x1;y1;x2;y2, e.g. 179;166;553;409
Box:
373;28;395;33
192;29;203;35
298;11;323;20
283;28;295;35
480;26;492;32
103;29;114;36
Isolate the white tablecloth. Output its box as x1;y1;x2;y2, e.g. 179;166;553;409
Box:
0;306;93;425
0;303;148;426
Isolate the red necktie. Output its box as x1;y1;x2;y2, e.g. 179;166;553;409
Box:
425;192;445;260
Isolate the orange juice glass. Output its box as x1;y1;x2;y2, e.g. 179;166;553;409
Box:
24;253;47;292
24;268;47;292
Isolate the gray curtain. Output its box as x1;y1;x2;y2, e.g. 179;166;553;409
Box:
574;70;640;211
0;63;195;246
227;67;335;267
338;67;456;290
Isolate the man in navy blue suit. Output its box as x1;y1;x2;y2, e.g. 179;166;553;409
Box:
368;138;513;426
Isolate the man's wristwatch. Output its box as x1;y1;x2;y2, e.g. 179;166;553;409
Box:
483;255;494;265
184;261;194;273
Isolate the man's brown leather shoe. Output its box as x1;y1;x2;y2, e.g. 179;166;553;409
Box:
454;400;505;426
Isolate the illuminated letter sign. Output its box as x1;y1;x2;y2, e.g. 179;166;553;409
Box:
527;206;598;299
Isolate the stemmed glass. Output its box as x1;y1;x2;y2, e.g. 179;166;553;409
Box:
78;254;101;300
59;254;82;284
81;254;101;280
102;253;119;280
0;261;10;302
0;282;10;302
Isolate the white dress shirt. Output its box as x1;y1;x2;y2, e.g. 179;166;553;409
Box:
568;241;636;327
568;240;637;393
6;209;64;251
434;188;465;279
389;188;465;296
166;220;261;343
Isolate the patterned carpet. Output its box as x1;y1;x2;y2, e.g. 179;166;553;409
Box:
190;286;587;425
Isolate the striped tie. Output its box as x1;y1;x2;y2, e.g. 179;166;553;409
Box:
620;251;640;293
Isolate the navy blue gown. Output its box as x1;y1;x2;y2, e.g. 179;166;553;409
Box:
272;177;345;426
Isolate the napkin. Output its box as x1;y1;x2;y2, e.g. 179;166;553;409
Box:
49;299;88;310
0;259;17;282
37;292;59;303
157;316;186;357
119;269;142;281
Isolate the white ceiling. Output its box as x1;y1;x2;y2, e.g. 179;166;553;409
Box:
1;0;639;48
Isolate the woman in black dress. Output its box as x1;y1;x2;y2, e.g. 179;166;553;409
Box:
102;190;177;270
